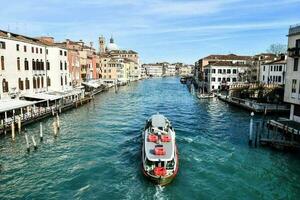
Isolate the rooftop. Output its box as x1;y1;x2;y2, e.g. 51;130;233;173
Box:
264;59;287;65
204;61;251;68
203;54;252;61
0;29;44;46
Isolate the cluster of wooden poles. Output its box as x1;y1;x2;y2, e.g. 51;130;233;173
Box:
10;113;61;153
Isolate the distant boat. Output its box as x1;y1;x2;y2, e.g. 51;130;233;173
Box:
197;93;215;99
142;114;179;186
180;77;187;84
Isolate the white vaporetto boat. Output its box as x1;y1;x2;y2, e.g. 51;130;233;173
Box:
142;114;179;186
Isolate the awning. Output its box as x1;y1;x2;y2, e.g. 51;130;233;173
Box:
0;99;37;113
82;81;100;88
22;93;62;101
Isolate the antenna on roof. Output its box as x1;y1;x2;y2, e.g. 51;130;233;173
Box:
7;24;10;32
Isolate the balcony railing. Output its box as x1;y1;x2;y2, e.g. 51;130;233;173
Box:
289;24;300;35
288;47;300;57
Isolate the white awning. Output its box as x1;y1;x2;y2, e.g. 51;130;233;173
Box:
0;99;37;113
82;81;100;88
22;93;62;101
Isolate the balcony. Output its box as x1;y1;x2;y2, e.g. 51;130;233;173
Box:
288;47;300;58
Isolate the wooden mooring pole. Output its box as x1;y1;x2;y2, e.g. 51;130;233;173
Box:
31;135;37;150
25;133;30;153
40;123;43;141
18;116;21;134
249;112;254;146
255;122;259;147
11;123;15;141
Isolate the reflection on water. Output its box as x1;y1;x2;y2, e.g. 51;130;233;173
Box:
0;77;300;199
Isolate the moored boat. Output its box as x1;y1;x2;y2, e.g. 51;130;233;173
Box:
180;77;187;84
142;114;179;186
197;93;215;99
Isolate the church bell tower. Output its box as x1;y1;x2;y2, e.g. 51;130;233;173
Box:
99;35;106;54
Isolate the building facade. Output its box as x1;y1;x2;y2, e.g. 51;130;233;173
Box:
143;64;163;77
285;25;300;123
194;54;253;88
203;61;251;92
0;31;48;99
260;58;286;85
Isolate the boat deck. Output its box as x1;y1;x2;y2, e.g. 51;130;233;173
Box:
144;114;175;162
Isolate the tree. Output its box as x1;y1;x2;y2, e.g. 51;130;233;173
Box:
266;43;287;55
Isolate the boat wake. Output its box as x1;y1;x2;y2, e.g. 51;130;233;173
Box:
153;185;167;200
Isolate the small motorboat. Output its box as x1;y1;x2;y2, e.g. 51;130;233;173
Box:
180;77;187;84
197;93;215;99
142;114;179;186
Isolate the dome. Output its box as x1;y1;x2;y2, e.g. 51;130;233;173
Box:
106;36;119;51
106;43;119;51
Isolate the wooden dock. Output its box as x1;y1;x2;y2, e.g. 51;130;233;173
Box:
253;119;300;150
217;95;290;114
0;96;92;135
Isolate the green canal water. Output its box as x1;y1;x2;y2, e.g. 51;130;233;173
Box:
1;77;300;199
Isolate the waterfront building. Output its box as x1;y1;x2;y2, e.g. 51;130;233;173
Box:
252;53;278;82
64;40;82;86
260;56;287;85
98;35;141;82
38;37;72;92
0;30;47;99
194;54;253;88
140;65;147;79
0;30;70;99
179;65;194;76
203;61;251;92
143;64;163;77
164;64;177;76
285;24;300;123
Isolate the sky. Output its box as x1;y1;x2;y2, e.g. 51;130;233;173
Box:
0;0;300;64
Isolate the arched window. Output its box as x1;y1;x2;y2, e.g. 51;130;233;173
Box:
65;75;67;85
36;59;40;70
47;76;51;86
1;56;4;70
33;77;36;89
61;76;63;86
18;78;24;90
65;61;67;70
32;59;36;70
25;78;30;89
2;78;8;92
41;76;44;88
60;61;63;70
46;60;50;70
37;77;40;88
17;57;20;70
41;60;44;70
24;58;29;70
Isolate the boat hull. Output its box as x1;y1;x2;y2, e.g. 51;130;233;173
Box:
142;146;179;186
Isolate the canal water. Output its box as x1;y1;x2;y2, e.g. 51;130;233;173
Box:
1;77;300;199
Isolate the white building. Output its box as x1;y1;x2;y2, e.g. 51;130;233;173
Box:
143;64;163;77
0;30;48;99
0;30;72;100
45;43;71;92
164;64;176;76
179;65;194;76
203;61;250;92
140;65;147;79
260;58;286;85
285;24;300;123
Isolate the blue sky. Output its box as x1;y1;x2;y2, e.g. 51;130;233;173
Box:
0;0;300;64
